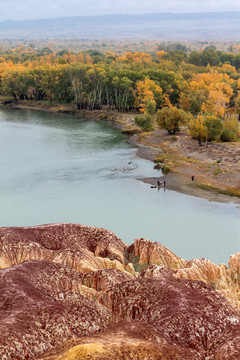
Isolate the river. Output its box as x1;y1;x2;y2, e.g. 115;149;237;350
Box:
0;108;239;264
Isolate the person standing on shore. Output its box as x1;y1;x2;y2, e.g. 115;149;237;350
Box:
163;180;166;187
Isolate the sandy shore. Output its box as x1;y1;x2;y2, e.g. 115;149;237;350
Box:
139;174;240;204
129;135;240;205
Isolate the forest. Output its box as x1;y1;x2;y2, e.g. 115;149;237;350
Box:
0;43;240;145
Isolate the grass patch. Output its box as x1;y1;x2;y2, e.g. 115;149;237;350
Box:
98;114;107;120
214;167;223;176
154;152;199;172
121;126;138;135
124;252;148;272
196;183;240;198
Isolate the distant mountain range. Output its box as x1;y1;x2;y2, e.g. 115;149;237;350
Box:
0;12;240;40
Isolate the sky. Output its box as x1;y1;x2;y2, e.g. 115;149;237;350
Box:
0;0;239;22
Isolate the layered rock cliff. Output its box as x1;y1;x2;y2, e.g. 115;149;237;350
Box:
0;223;240;359
0;224;128;273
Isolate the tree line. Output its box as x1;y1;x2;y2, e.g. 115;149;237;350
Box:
0;46;239;144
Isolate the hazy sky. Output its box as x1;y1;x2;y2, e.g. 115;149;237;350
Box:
0;0;239;21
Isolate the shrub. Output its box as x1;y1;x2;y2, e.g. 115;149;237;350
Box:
134;114;154;132
161;164;170;174
221;129;238;142
154;162;163;170
154;163;170;173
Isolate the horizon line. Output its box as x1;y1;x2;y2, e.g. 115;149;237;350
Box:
1;10;239;24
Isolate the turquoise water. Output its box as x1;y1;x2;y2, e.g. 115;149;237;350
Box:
0;108;239;264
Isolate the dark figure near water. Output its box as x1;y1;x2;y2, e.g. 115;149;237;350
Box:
157;181;161;187
163;180;166;187
191;176;195;181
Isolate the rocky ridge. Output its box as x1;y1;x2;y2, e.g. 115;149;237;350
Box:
0;223;240;359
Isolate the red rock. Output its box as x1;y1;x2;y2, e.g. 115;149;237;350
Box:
39;274;240;359
99;276;240;357
0;260;110;360
80;268;133;292
0;223;128;273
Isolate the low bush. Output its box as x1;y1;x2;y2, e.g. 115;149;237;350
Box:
161;164;170;174
134;114;154;132
221;129;238;142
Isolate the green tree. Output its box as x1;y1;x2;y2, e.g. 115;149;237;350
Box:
203;114;223;147
221;118;239;142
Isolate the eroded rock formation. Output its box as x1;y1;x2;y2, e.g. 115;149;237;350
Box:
131;238;186;271
45;277;240;360
0;260;110;359
0;224;128;273
0;223;240;359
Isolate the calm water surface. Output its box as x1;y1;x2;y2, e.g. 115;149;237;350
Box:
0;108;239;264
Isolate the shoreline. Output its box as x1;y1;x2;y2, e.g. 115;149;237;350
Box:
129;134;240;205
2;102;240;205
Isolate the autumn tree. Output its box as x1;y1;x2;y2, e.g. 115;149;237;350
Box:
156;106;189;134
189;114;223;146
39;64;71;103
2;65;33;100
189;115;208;146
189;71;234;118
134;77;168;113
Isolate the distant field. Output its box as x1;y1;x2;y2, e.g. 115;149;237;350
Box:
0;12;240;40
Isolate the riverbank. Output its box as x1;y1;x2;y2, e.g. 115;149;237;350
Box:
2;100;240;204
129;131;240;204
2;101;137;132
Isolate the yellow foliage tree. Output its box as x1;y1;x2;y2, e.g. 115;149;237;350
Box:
189;115;208;145
134;77;169;113
190;71;234;118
